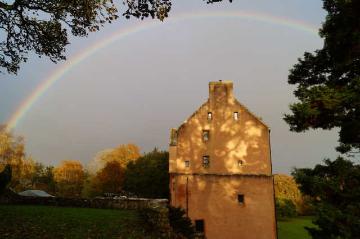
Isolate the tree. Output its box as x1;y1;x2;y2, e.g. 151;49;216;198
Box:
292;157;360;238
168;206;195;239
53;160;84;197
284;0;360;154
0;164;11;194
274;174;308;215
31;162;56;194
123;148;169;198
89;143;140;174
284;1;360;237
94;160;124;194
0;126;34;191
0;0;231;74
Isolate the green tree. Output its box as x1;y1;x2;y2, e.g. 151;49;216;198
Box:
0;0;231;74
292;157;360;238
284;0;360;154
123;148;169;198
285;1;360;237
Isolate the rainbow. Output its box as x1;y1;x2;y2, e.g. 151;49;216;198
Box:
5;10;318;131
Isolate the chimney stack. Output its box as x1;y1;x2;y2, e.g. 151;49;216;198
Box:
209;80;234;106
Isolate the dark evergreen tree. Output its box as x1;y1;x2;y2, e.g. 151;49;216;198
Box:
284;0;360;153
285;1;360;238
292;158;360;238
123;148;169;198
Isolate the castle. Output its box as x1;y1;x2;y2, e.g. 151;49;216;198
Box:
169;81;277;239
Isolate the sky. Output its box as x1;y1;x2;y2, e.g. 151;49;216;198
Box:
0;0;340;173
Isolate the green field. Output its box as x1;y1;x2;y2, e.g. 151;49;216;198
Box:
0;205;314;239
0;205;146;239
278;217;315;239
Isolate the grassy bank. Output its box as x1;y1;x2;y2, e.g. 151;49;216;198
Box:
278;217;315;239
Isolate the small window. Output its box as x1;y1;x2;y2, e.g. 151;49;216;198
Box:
234;112;239;120
184;160;190;168
202;130;210;142
195;219;205;233
170;129;177;146
202;155;210;168
207;112;212;120
238;160;244;167
238;194;245;204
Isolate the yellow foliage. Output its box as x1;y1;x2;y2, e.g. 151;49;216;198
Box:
274;174;307;214
0;126;34;191
54;160;85;197
94;160;124;194
89;144;140;174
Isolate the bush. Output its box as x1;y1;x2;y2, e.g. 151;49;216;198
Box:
168;206;195;239
276;198;297;219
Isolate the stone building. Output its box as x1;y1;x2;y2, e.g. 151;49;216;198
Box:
169;81;277;239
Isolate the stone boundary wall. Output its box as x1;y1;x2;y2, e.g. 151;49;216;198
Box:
0;191;168;210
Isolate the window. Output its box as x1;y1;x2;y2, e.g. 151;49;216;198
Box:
195;220;205;233
207;112;212;120
238;160;244;167
202;155;210;168
202;130;210;142
184;160;190;168
234;112;239;120
238;194;245;204
170;129;177;146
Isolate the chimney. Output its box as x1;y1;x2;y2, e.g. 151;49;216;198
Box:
209;80;234;105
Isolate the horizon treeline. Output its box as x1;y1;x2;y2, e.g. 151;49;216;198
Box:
0;126;169;199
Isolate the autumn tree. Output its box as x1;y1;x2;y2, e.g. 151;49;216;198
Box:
123;149;169;198
89;143;140;173
0;126;34;191
285;0;360;238
31;162;56;194
273;174;312;215
94;160;124;194
54;160;84;197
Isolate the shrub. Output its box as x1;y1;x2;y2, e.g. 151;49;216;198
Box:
276;198;297;219
168;206;195;239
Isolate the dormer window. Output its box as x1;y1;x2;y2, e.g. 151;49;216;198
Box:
234;112;239;121
203;155;210;168
207;112;212;121
202;130;210;142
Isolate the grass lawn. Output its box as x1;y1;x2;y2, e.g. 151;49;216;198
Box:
0;205;146;239
278;217;315;239
0;205;315;239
